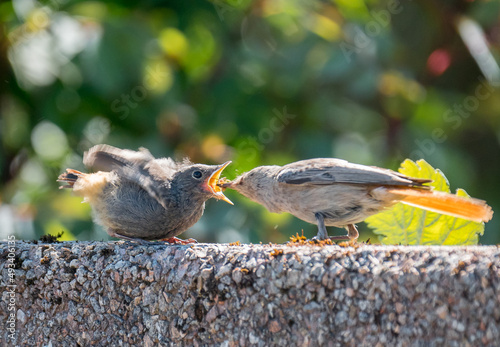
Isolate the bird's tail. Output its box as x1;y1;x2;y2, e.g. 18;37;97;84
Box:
386;188;493;223
57;169;85;189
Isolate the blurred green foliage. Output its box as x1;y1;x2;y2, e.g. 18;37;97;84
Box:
1;0;499;244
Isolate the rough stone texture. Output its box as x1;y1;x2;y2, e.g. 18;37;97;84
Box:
1;241;500;346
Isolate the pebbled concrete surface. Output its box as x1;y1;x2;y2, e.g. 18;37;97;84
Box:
1;241;500;346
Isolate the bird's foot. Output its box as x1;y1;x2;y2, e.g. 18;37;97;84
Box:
311;235;330;242
160;237;198;245
312;224;359;243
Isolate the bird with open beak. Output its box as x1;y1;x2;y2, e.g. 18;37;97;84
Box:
58;145;233;244
219;159;493;241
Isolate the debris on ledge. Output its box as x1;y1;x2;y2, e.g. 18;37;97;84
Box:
1;241;499;346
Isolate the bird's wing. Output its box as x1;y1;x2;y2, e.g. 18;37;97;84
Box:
84;145;176;209
84;144;155;172
276;158;431;188
119;163;174;210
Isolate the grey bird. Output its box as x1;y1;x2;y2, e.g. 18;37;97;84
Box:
58;145;233;244
219;158;493;241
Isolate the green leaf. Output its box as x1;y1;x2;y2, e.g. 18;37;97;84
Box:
365;159;484;245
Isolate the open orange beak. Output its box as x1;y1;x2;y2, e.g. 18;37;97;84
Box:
207;161;233;205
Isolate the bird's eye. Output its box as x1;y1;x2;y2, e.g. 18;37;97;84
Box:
192;171;203;179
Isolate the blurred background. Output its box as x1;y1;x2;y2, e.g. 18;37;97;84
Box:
1;0;499;244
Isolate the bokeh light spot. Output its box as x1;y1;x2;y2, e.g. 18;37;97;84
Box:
31;121;68;161
159;28;188;61
202;134;229;162
27;8;51;32
143;58;173;94
427;49;451;76
310;14;341;41
19;159;47;186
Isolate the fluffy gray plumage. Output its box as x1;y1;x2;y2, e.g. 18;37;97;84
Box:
60;145;231;242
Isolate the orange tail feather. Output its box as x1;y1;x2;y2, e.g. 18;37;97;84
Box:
386;188;493;223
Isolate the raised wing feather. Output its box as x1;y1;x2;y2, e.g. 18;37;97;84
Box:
84;145;180;209
276;158;431;188
84;144;155;171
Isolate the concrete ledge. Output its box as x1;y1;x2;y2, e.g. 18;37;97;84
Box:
1;241;500;346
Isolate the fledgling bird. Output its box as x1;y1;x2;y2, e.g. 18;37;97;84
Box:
219;159;493;241
58;145;233;244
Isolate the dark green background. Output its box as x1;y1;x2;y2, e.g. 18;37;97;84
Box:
1;0;499;244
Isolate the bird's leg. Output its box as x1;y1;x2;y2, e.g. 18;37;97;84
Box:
159;237;198;245
328;224;359;241
313;213;329;240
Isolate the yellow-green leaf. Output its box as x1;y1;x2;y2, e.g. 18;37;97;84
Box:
365;159;484;245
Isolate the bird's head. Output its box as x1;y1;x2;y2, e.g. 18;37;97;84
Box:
175;161;233;205
218;166;280;205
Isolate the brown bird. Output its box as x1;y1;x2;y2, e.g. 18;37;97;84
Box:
58;145;233;244
219;159;493;241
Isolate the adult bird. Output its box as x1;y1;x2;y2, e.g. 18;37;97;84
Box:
219;158;493;241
